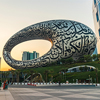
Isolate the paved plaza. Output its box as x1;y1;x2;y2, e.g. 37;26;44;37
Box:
0;85;100;100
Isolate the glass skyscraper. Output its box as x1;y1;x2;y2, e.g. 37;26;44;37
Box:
93;0;100;54
22;51;39;61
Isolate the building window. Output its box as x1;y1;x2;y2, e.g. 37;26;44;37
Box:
94;0;96;5
99;29;100;36
96;12;99;22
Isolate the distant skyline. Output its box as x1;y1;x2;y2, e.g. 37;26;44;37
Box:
0;0;94;71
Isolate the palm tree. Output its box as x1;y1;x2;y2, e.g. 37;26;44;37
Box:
23;69;29;83
29;69;36;83
44;70;49;84
79;67;83;72
2;71;9;81
84;65;88;72
95;68;98;86
15;69;21;83
2;72;6;80
10;69;15;83
49;69;54;82
33;71;39;82
5;71;10;80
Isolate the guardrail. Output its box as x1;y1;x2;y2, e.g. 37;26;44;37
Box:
6;82;99;86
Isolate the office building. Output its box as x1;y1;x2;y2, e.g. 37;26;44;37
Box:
30;53;34;60
22;51;39;61
37;53;39;58
22;52;30;60
92;0;100;54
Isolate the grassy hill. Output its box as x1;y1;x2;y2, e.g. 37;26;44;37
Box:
23;61;100;83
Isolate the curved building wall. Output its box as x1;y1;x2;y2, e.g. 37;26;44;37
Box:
3;20;96;69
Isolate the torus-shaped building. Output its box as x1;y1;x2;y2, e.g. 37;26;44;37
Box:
3;20;96;69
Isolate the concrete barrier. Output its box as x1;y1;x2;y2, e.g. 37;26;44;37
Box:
9;82;98;86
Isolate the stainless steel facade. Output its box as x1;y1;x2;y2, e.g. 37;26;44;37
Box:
3;20;96;69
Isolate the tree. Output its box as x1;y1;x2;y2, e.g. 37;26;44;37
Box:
50;61;58;66
84;55;92;62
84;65;88;71
97;54;100;61
23;70;29;83
79;67;83;72
44;70;49;83
66;69;68;72
5;71;10;80
95;68;98;85
2;71;10;81
60;58;66;64
56;74;62;82
2;71;6;79
92;54;97;61
65;57;74;64
49;69;54;82
60;68;68;73
15;69;21;83
10;69;15;83
78;57;84;63
29;69;36;83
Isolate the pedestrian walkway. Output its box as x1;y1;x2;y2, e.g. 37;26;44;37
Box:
0;88;14;100
9;85;100;100
0;85;100;100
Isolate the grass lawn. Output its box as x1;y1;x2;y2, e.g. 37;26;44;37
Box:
22;61;100;83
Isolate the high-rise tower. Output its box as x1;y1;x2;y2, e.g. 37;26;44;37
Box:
22;52;30;60
92;0;100;54
22;51;39;61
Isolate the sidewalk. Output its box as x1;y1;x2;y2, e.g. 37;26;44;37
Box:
0;88;14;100
0;83;99;100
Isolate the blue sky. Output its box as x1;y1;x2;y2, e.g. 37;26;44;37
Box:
0;0;94;70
